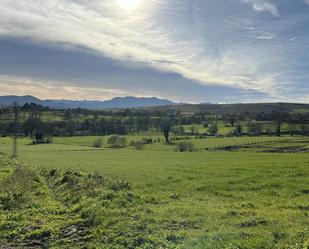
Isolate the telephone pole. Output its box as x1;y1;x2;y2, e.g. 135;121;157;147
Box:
12;102;18;159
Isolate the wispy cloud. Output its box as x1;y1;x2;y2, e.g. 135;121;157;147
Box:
256;31;276;40
0;75;149;101
0;0;308;102
243;0;279;16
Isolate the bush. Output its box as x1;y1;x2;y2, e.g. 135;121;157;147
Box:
248;123;263;136
45;137;53;144
142;138;153;144
93;138;104;148
208;123;218;136
118;136;127;148
177;142;196;152
107;135;127;148
187;142;196;152
31;136;53;144
130;141;145;150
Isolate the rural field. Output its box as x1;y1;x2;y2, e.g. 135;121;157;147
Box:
1;0;309;247
1;135;309;248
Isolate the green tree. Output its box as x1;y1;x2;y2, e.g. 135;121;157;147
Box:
208;123;218;136
162;119;174;143
248;123;263;136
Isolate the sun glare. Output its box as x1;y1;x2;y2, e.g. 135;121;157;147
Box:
117;0;142;9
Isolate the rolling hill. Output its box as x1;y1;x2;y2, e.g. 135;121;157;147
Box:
139;102;309;115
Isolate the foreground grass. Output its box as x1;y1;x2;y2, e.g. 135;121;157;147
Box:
0;137;309;248
0;159;186;248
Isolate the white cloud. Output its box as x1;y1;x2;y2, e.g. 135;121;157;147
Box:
0;75;154;100
243;0;279;16
305;0;309;5
0;0;307;100
256;31;276;40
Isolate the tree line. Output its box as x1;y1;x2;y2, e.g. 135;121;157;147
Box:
0;103;308;140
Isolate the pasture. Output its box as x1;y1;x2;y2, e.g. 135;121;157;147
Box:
0;135;309;248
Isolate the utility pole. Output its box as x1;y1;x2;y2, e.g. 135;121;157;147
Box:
12;102;18;159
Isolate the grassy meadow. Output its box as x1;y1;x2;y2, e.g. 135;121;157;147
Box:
0;135;309;248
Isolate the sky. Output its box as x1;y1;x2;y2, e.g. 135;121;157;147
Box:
0;0;308;103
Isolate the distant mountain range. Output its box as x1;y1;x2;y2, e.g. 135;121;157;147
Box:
0;95;175;109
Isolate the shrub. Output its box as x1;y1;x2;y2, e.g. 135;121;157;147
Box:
177;142;186;152
187;142;196;152
248;123;263;136
130;141;145;150
93;138;104;148
45;137;53;144
142;138;153;144
177;142;196;152
107;135;127;148
118;136;127;148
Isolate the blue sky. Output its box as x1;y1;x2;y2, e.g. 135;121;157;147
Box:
0;0;308;103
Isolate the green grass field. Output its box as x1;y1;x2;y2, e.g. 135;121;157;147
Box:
1;136;309;248
51;135;295;151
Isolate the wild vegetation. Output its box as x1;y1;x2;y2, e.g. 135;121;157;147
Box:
0;159;186;248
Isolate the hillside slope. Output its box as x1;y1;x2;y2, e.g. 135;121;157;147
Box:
140;102;309;114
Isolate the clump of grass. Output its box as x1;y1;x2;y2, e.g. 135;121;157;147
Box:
0;191;27;210
239;218;268;227
169;192;180;200
109;178;132;191
0;166;38;210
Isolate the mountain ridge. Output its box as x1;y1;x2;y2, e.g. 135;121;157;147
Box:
0;95;175;109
